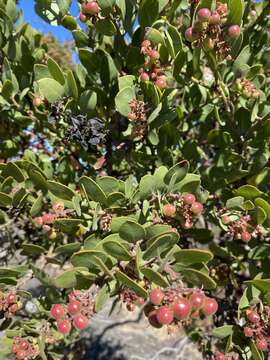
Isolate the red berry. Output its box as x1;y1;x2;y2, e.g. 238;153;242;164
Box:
215;351;226;360
137;297;145;305
163;204;176;217
79;13;87;22
82;1;99;15
150;49;160;59
73;313;89;330
172;298;191;320
190;291;205;309
19;341;29;351
51;304;65;320
202;298;218;316
246;310;260;323
244;327;253;337
16;350;27;360
256;338;268;351
183;193;196;205
10;303;19;313
12;344;18;353
149;288;164;305
42;213;55;224
57;319;71;334
228;25;241;39
6;292;17;305
197;8;211;22
241;231;251;242
221;215;231;225
148;310;163;328
209;12;220;25
155;77;167;89
68;300;81;315
156;306;174;325
191;202;204;215
140;72;149;81
185;27;194;42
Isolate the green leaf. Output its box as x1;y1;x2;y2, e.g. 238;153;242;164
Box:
95;19;117;36
98;0;116;12
66;70;78;99
140;268;168;287
235;185;262;200
115;271;148;298
110;216;137;233
174;249;213;266
226;196;244;209
180;268;216;289
21;244;46;256
139;174;155;199
61;14;77;30
256;206;267;225
37;78;65;102
79;90;97;113
138;0;159;27
97;176;119;195
2;162;25;182
80;176;107;205
115;86;136;116
71;250;108;268
72;30;89;47
228;0;244;26
164;160;189;186
0;192;12;207
255;198;270;220
47;57;65;85
55;243;81;255
212;325;234;338
103;240;132;261
250;340;264;360
53;219;83;234
47;181;76;201
30;193;43;217
119;220;146;243
143;233;177;260
246;279;270;293
95;283;111;312
54;268;87;288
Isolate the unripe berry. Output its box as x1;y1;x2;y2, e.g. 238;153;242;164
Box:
33;216;43;226
32;96;42;107
173;298;191;320
197;8;211;22
57;319;71;334
127;112;136;121
51;304;65;320
228;25;241;39
150;49;160;59
215;351;226;360
246;309;260;323
155;77;167;89
256;338;268;351
241;231;251;242
190;291;205;309
203;37;215;51
82;2;99;15
222;215;231;225
140;72;149;81
209;12;221;25
148;310;163;328
202;297;218;316
73;313;89;330
79;13;87;22
163;204;176;217
191;202;204;215
149;288;164;305
185;27;194;42
156;306;174;325
250;10;257;18
68;300;81;315
244;327;253;337
6;292;17;305
183;193;196;205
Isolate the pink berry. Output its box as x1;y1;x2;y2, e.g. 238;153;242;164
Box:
185;27;194;42
150;49;160;59
57;319;71;334
215;351;226;360
156;306;174;325
155;77;167;89
16;351;27;360
51;304;65;320
79;13;87;22
137;297;145;305
250;10;257;17
172;298;191;320
190;291;205;309
42;213;55;224
140;72;149;81
244;327;253;337
6;292;17;305
191;202;204;215
82;1;99;15
73;313;89;330
33;96;42;107
241;231;251;242
209;12;221;25
19;341;29;351
149;288;164;305
246;310;260;323
142;40;151;48
163;204;176;217
183;193;196;205
222;215;231;224
67;300;81;315
228;25;241;39
202;298;218;316
197;8;211;22
34;216;43;226
256;338;268;351
42;224;51;232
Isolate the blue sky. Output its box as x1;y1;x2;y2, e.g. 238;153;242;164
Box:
19;0;79;42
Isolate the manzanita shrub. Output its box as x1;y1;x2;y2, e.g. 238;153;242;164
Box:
0;0;270;358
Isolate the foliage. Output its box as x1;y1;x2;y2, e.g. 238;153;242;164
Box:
0;0;270;358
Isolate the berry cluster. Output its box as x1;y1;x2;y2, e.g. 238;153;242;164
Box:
127;99;148;139
139;40;167;89
242;307;270;351
11;337;39;360
235;78;260;99
185;3;241;60
163;193;204;229
79;1;99;23
0;291;20;318
220;211;260;243
33;201;65;234
51;290;95;335
120;288;145;312
145;287;218;330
